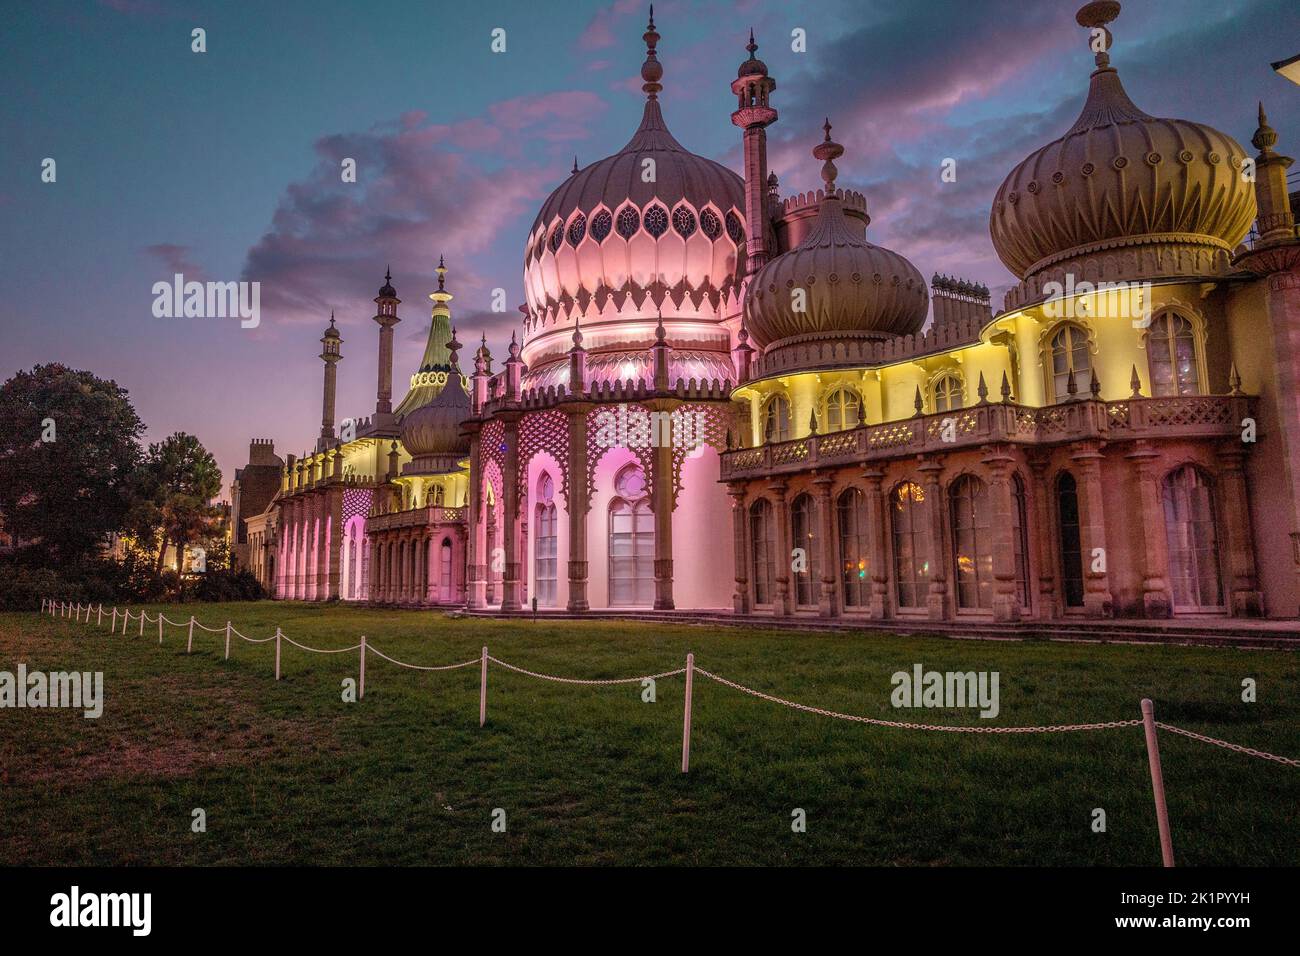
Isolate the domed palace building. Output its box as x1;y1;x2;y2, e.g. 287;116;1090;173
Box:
235;4;1300;626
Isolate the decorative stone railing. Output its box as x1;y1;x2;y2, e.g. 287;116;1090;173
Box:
478;375;735;416
720;394;1255;480
367;504;464;531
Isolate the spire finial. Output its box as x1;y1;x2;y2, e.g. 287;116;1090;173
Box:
641;6;663;99
746;27;757;58
436;255;447;292
1253;101;1279;155
655;309;666;343
329;309;335;328
448;325;462;368
385;265;391;282
572;155;579;175
1076;2;1120;71
812;117;845;194
1130;364;1142;397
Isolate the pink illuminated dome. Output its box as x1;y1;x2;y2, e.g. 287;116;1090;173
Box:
521;10;746;390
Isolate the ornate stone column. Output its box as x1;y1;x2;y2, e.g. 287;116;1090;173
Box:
500;415;522;611
651;434;676;611
983;446;1021;622
812;473;838;618
1218;444;1263;616
566;406;591;612
770;479;792;616
862;466;888;619
1028;456;1058;618
1126;442;1172;618
1070;441;1113;617
918;458;948;620
728;482;750;615
326;488;343;601
465;431;486;609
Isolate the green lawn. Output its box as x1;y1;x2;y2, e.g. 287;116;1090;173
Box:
1;602;1297;866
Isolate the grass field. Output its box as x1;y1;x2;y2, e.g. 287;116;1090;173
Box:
2;602;1297;866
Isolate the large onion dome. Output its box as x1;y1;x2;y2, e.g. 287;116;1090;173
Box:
521;11;746;388
744;122;929;353
990;2;1255;305
399;330;470;474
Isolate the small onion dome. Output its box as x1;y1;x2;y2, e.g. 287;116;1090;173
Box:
399;369;471;470
743;123;928;350
322;312;340;340
737;29;768;77
989;2;1255;283
378;266;397;299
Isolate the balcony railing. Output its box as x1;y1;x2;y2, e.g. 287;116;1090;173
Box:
366;504;464;531
720;394;1254;480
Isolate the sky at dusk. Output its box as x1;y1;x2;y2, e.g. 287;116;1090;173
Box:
2;0;1298;496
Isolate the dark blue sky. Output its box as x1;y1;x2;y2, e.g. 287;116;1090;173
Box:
2;0;1297;491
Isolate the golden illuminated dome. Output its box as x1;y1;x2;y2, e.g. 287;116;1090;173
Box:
744;122;929;352
399;330;470;473
990;3;1255;292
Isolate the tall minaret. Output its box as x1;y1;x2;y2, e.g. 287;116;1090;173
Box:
373;267;400;427
731;29;778;275
318;312;342;449
1250;103;1297;246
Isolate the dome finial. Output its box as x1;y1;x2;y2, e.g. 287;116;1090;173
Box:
436;255;447;292
447;325;462;368
641;6;663;99
1253;101;1279;154
747;27;757;58
572;155;579;175
812;118;844;194
1076;1;1120;71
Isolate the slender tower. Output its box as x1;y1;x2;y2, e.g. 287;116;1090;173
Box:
373;267;401;428
318;312;342;450
731;29;778;275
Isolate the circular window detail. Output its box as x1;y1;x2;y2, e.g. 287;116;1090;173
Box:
672;206;697;238
567;213;587;247
549;225;564;253
644;205;669;238
700;208;722;239
615;206;640;239
725;210;745;244
590;209;613;242
1081;162;1095;177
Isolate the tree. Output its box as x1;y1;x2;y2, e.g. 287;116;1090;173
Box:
0;365;144;564
142;433;223;580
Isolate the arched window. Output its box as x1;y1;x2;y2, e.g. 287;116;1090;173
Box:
933;374;963;413
825;388;860;432
791;494;819;606
749;499;775;606
725;210;745;244
534;473;558;607
700;208;722;240
1049;324;1092;401
891;481;930;609
439;539;453;601
644;204;669;238
949;475;993;610
671;206;697;238
1011;474;1032;611
566;213;586;246
1162;466;1223;609
590;209;613;242
615;206;640;239
608;464;654;606
764;395;791;443
1056;472;1085;608
1147;313;1201;396
837;488;870;608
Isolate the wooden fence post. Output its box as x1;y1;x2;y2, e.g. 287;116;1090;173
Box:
1141;698;1176;867
359;635;367;700
479;646;488;727
681;652;695;774
275;628;282;681
111;608;118;632
225;622;231;661
97;605;103;627
158;614;164;644
187;616;195;654
139;611;145;637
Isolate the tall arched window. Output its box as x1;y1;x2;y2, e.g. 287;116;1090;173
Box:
764;395;791;443
837;488;870;608
1147;313;1201;396
749;499;775;606
1056;472;1085;608
439;539;453;602
1162;466;1223;610
825;388;861;432
1011;474;1032;611
933;374;963;413
608;464;654;606
949;475;993;610
891;481;931;609
791;494;819;606
534;473;558;607
1049;324;1092;401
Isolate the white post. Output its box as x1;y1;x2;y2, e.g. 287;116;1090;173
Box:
224;622;231;661
1141;698;1176;867
97;605;103;627
682;652;695;774
40;598;46;614
122;609;129;635
159;613;164;644
275;628;282;680
111;608;118;631
187;616;194;654
359;635;367;700
479;646;488;727
139;611;145;637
